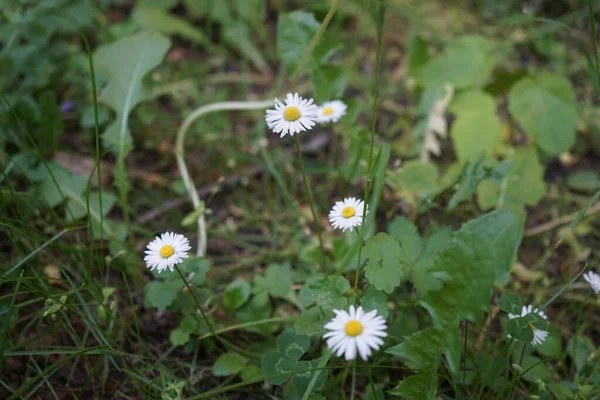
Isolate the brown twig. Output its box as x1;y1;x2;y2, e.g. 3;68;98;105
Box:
136;133;330;224
524;200;600;236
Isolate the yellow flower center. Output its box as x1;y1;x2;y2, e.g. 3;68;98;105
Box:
283;106;301;121
341;206;356;218
322;107;334;115
160;245;175;258
528;322;535;330
344;320;363;337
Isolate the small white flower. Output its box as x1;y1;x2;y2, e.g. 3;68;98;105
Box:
265;93;319;137
144;232;191;273
323;305;387;361
583;271;600;294
317;100;347;124
328;197;367;231
508;305;549;346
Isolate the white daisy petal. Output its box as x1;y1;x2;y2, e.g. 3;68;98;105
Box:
317;100;347;124
323;306;387;362
506;303;549;346
144;232;191;273
264;93;319;138
328;197;368;232
583;271;600;294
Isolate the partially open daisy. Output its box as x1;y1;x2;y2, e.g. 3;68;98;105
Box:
583;271;600;294
317;100;347;124
144;232;191;273
508;305;549;346
329;197;367;231
265;93;319;137
323;305;387;361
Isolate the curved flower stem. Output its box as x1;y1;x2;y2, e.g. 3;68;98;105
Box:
350;360;357;400
175;100;273;256
294;134;326;265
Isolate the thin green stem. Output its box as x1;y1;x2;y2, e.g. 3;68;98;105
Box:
588;0;600;77
350;360;357;400
175;100;273;256
294;134;326;266
290;0;340;86
174;265;219;341
354;0;386;291
197;316;296;341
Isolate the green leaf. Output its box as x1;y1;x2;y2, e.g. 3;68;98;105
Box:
389;210;523;398
144;280;183;311
498;294;523;314
294;307;327;337
65;191;117;222
407;32;429;77
569;188;600;230
169;327;190;347
536;327;561;357
449;90;501;162
261;351;296;385
298;276;349;311
363;233;404;294
417;35;495;89
567;335;595;372
253;262;293;300
222;23;270;73
311;64;348;103
213;352;249;377
508;73;577;155
477;147;546;210
277;331;310;362
178;257;210;286
387;217;422;264
506;317;534;342
360;286;388;318
567;170;600;193
223;280;251;310
387;160;439;198
40;166;88;208
550;384;574;400
276;11;339;68
133;7;209;46
292;358;327;393
240;365;261;382
95;32;170;204
520;355;551;382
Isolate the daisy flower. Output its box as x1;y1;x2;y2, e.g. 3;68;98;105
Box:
508;305;549;346
317;100;347;124
328;197;367;232
323;305;387;361
265;93;319;137
583;271;600;294
144;232;191;273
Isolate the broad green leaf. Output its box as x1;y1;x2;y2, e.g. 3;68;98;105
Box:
506;317;534;342
387;160;439;198
133;7;209;46
520;355;551;382
40;166;87;208
65;191;117;222
277;331;311;362
298;276;349;310
498;293;523;315
169;327;190;346
213;352;249;377
407;32;429;77
178;257;210;286
292;358;327;393
294;307;327;337
508;73;577;155
311;64;348;103
235;296;272;335
38;90;62;156
253;263;293;300
261;352;295;385
567;170;600;193
144;280;183;311
387;217;422;264
389;210;523;398
240;365;261;382
477;147;546;210
449;90;501;162
536;327;561;357
276;11;339;68
222;23;270;73
550;384;574;400
567;335;595;372
363;233;404;293
95;32;170;205
417;35;495;89
360;286;388;318
223;280;251;310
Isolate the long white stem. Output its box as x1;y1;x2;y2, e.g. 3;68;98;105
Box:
175;100;273;256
